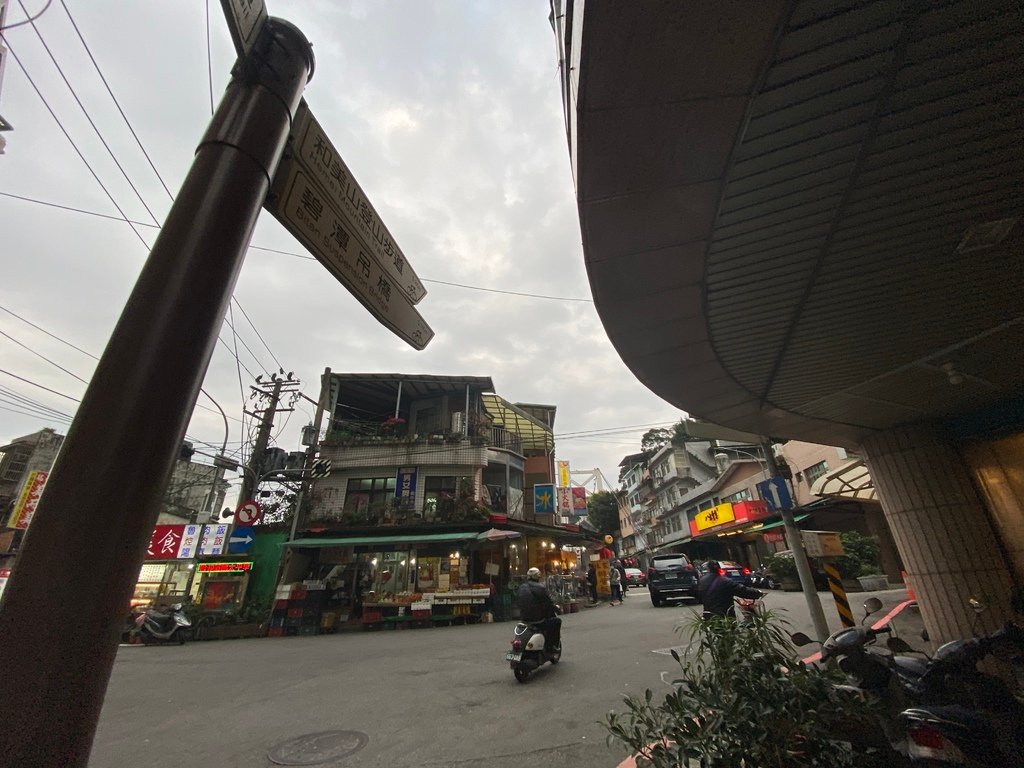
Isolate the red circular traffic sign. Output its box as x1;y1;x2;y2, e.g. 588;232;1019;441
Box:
235;499;262;526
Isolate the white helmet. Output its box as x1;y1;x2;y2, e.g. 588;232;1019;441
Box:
527;567;542;581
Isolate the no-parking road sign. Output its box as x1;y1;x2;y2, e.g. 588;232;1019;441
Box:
235;499;262;526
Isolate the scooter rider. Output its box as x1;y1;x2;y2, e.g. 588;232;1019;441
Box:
518;567;561;650
698;560;763;618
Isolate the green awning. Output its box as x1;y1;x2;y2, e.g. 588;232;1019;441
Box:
284;532;479;548
753;514;810;532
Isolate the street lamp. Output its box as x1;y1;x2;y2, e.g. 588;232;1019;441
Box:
713;448;769;478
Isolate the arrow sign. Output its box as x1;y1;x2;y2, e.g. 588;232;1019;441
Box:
228;527;255;554
235;499;263;526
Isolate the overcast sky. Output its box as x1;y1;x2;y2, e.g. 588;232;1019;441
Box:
0;0;684;497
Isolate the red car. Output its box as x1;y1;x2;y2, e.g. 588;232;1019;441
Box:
624;567;646;587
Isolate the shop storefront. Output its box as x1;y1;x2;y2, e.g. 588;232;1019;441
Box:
189;560;253;610
278;524;594;632
131;522;236;609
685;500;775;566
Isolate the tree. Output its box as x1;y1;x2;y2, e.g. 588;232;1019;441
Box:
587;490;620;537
258;485;298;525
640;427;673;458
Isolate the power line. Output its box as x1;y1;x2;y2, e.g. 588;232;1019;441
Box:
19;1;161;225
0;328;90;384
0;0;51;31
204;0;215;116
231;297;284;371
58;0;174;199
0;193;596;303
0;38;153;252
0;367;81;402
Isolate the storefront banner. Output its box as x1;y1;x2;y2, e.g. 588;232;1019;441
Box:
571;486;587;510
177;524;202;559
394;466;417;508
198;561;252;572
557;460;571;488
7;470;48;529
694;502;735;532
763;531;785;545
0;568;11;601
533;484;555;514
595;559;611;595
199;524;230;556
147;525;185;559
557;487;572;515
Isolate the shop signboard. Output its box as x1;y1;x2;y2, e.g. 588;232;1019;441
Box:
177;524;202;559
571;486;587;511
557;487;572;515
146;525;186;560
533;484;555;514
199;524;230;556
694;502;735;532
802;531;844;558
557;460;571;488
763;531;786;545
197;561;252;573
7;470;48;529
0;568;10;601
394;466;417;509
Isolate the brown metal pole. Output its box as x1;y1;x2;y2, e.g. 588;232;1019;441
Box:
0;19;313;767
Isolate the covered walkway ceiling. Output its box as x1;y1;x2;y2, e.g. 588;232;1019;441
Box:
560;0;1024;447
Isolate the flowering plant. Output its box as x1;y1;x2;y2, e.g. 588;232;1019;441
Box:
381;416;406;435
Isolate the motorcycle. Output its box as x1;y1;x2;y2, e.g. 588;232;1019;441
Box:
751;567;780;590
507;613;561;683
135;603;192;645
897;599;1024;765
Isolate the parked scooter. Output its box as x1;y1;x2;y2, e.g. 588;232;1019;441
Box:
751;567;780;590
507;616;561;683
897;599;1024;765
136;603;192;645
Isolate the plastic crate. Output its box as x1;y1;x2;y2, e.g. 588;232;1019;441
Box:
298;625;318;636
412;610;431;620
267;627;285;637
274;599;289;609
363;611;383;623
270;616;285;628
290;588;308;601
284;617;302;627
287;607;304;619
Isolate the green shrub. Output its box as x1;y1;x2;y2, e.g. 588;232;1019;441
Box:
604;611;884;767
763;553;797;579
836;532;882;578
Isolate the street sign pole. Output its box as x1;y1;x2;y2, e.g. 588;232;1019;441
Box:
0;18;313;767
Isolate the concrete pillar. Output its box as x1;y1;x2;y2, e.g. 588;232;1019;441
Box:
863;504;904;584
860;423;1013;645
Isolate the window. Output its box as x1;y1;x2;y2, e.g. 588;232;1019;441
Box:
424;475;460;518
805;460;829;485
343;477;396;516
722;488;752;504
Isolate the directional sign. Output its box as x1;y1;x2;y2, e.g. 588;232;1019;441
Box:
756;476;793;513
235;499;263;526
227;527;255;554
268;163;434;350
286;101;426;304
220;0;267;58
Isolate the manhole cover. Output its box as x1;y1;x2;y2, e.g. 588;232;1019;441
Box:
268;730;369;766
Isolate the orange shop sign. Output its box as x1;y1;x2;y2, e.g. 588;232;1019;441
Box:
694;503;735;532
198;561;252;573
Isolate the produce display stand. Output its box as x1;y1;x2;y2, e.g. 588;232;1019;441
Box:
362;588;490;630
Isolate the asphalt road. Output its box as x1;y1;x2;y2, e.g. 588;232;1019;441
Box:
89;585;915;768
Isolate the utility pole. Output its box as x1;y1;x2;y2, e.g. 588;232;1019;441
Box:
761;440;829;641
0;18;313;766
286;367;330;545
238;375;289;506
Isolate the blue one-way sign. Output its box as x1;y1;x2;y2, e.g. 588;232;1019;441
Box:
227;527;255;554
756;477;793;512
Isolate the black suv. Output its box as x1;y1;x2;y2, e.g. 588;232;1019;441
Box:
647;553;699;606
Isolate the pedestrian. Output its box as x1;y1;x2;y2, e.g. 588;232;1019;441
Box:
609;562;623;605
586;563;598;604
614;559;628;596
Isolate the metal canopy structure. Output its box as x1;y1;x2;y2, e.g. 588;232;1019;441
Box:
481;394;555;452
810;457;877;502
556;0;1024;447
330;373;494;421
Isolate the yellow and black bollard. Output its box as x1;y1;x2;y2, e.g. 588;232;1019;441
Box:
824;563;855;628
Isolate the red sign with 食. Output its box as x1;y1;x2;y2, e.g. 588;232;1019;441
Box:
146;525;184;560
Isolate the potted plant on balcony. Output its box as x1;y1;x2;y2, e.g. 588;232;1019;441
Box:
445;432;463;444
381;415;405;437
